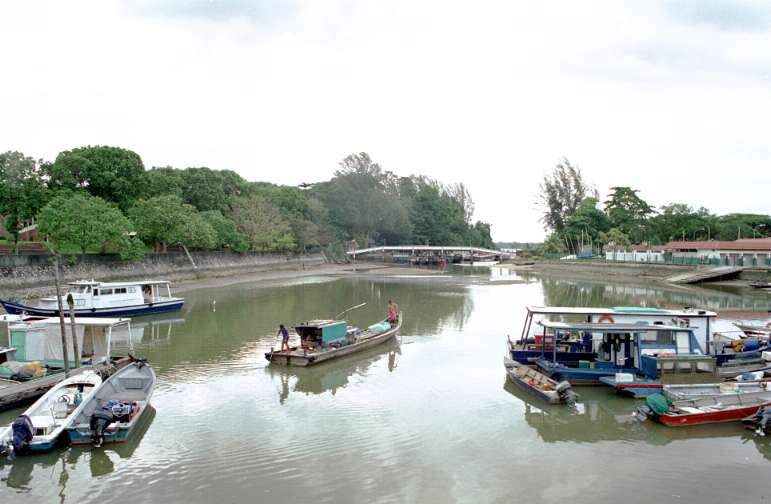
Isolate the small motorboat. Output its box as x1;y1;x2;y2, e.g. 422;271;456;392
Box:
749;282;771;289
663;381;771;401
639;389;771;427
504;356;576;405
0;371;102;455
66;360;156;447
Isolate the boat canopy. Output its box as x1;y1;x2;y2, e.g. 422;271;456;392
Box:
7;317;129;366
527;306;717;317
67;280;172;287
537;320;689;333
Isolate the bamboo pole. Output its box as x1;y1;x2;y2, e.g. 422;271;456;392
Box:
66;294;80;368
52;254;70;376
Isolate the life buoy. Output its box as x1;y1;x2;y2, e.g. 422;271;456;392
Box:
598;314;615;323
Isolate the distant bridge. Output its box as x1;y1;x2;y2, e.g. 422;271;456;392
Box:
346;245;513;259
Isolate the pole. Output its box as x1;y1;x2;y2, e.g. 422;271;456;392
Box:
67;294;80;368
52;255;70;376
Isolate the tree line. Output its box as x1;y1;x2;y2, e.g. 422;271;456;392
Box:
537;159;771;255
0;148;494;259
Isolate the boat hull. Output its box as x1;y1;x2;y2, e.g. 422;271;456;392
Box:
1;299;184;317
658;403;771;426
598;377;663;398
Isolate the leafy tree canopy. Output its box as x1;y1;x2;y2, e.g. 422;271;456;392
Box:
130;195;216;251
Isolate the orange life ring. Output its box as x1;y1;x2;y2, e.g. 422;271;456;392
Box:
598;314;615;324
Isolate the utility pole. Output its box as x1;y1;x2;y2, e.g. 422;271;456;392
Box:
67;294;80;368
52;255;70;376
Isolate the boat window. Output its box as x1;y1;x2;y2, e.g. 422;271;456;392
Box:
128;287;136;293
93;289;99;296
73;285;90;293
101;289;113;295
114;287;127;294
639;330;671;345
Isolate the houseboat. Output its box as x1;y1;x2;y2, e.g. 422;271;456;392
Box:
534;320;710;386
0;280;184;318
265;315;402;367
0;315;133;410
508;306;717;367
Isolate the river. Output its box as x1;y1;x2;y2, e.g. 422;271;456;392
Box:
1;266;770;503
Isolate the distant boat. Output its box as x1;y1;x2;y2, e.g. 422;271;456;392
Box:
504;356;576;405
749;281;771;289
266;315;402;367
66;360;156;447
0;371;102;454
1;280;184;317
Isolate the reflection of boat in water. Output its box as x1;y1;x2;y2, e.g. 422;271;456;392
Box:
111;317;185;347
266;340;400;403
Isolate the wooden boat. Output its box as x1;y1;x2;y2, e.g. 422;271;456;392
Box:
1;280;183;317
0;316;134;410
0;371;102;454
66;360;156;446
641;390;771;427
504;356;576;405
265;315;402;367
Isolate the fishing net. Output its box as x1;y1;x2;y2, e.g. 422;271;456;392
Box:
645;393;672;416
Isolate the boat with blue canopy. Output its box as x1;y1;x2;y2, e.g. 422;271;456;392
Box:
508;306;717;367
533;320;713;387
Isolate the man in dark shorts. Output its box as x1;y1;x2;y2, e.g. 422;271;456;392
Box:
279;324;290;351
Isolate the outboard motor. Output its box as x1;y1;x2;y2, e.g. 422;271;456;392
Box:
555;381;577;407
11;415;34;455
90;407;114;447
744;406;771;436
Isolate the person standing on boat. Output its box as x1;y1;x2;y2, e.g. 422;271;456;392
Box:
278;324;290;351
387;300;399;323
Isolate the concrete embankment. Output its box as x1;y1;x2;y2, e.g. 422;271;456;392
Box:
0;251;328;298
528;260;695;283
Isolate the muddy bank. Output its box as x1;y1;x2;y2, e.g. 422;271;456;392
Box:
526;260;691;283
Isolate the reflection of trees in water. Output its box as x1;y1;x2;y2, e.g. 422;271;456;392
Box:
0;407;155;494
265;340;400;404
145;277;473;371
503;380;739;445
539;274;770;312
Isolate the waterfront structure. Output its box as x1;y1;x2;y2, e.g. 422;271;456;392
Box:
663;238;771;266
1;280;184;317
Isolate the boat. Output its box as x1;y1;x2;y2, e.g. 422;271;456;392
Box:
66;360;156;446
639;389;771;427
0;371;102;454
742;405;771;435
733;322;771;338
599;353;718;398
504;356;576;405
0;280;184;317
265;315;402;367
749;281;771;289
716;357;771;379
534;320;711;386
508;306;717;367
0;316;134;410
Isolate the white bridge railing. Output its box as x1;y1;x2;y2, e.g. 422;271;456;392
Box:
346;245;512;258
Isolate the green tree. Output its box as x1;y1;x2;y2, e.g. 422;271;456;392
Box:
650;203;713;243
562;197;610;253
603;187;654;244
230;197;296;252
598;227;631;249
0;151;49;252
47;146;147;211
130;195;216;253
539;158;595;233
713;213;771;240
201;210;248;252
37;192;144;260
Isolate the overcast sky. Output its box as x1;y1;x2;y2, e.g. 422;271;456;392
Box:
1;0;770;242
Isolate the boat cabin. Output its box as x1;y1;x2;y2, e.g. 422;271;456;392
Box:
295;320;349;350
535;320;712;385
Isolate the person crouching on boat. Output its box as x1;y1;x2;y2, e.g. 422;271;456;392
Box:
279;324;290;351
387;300;399;323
